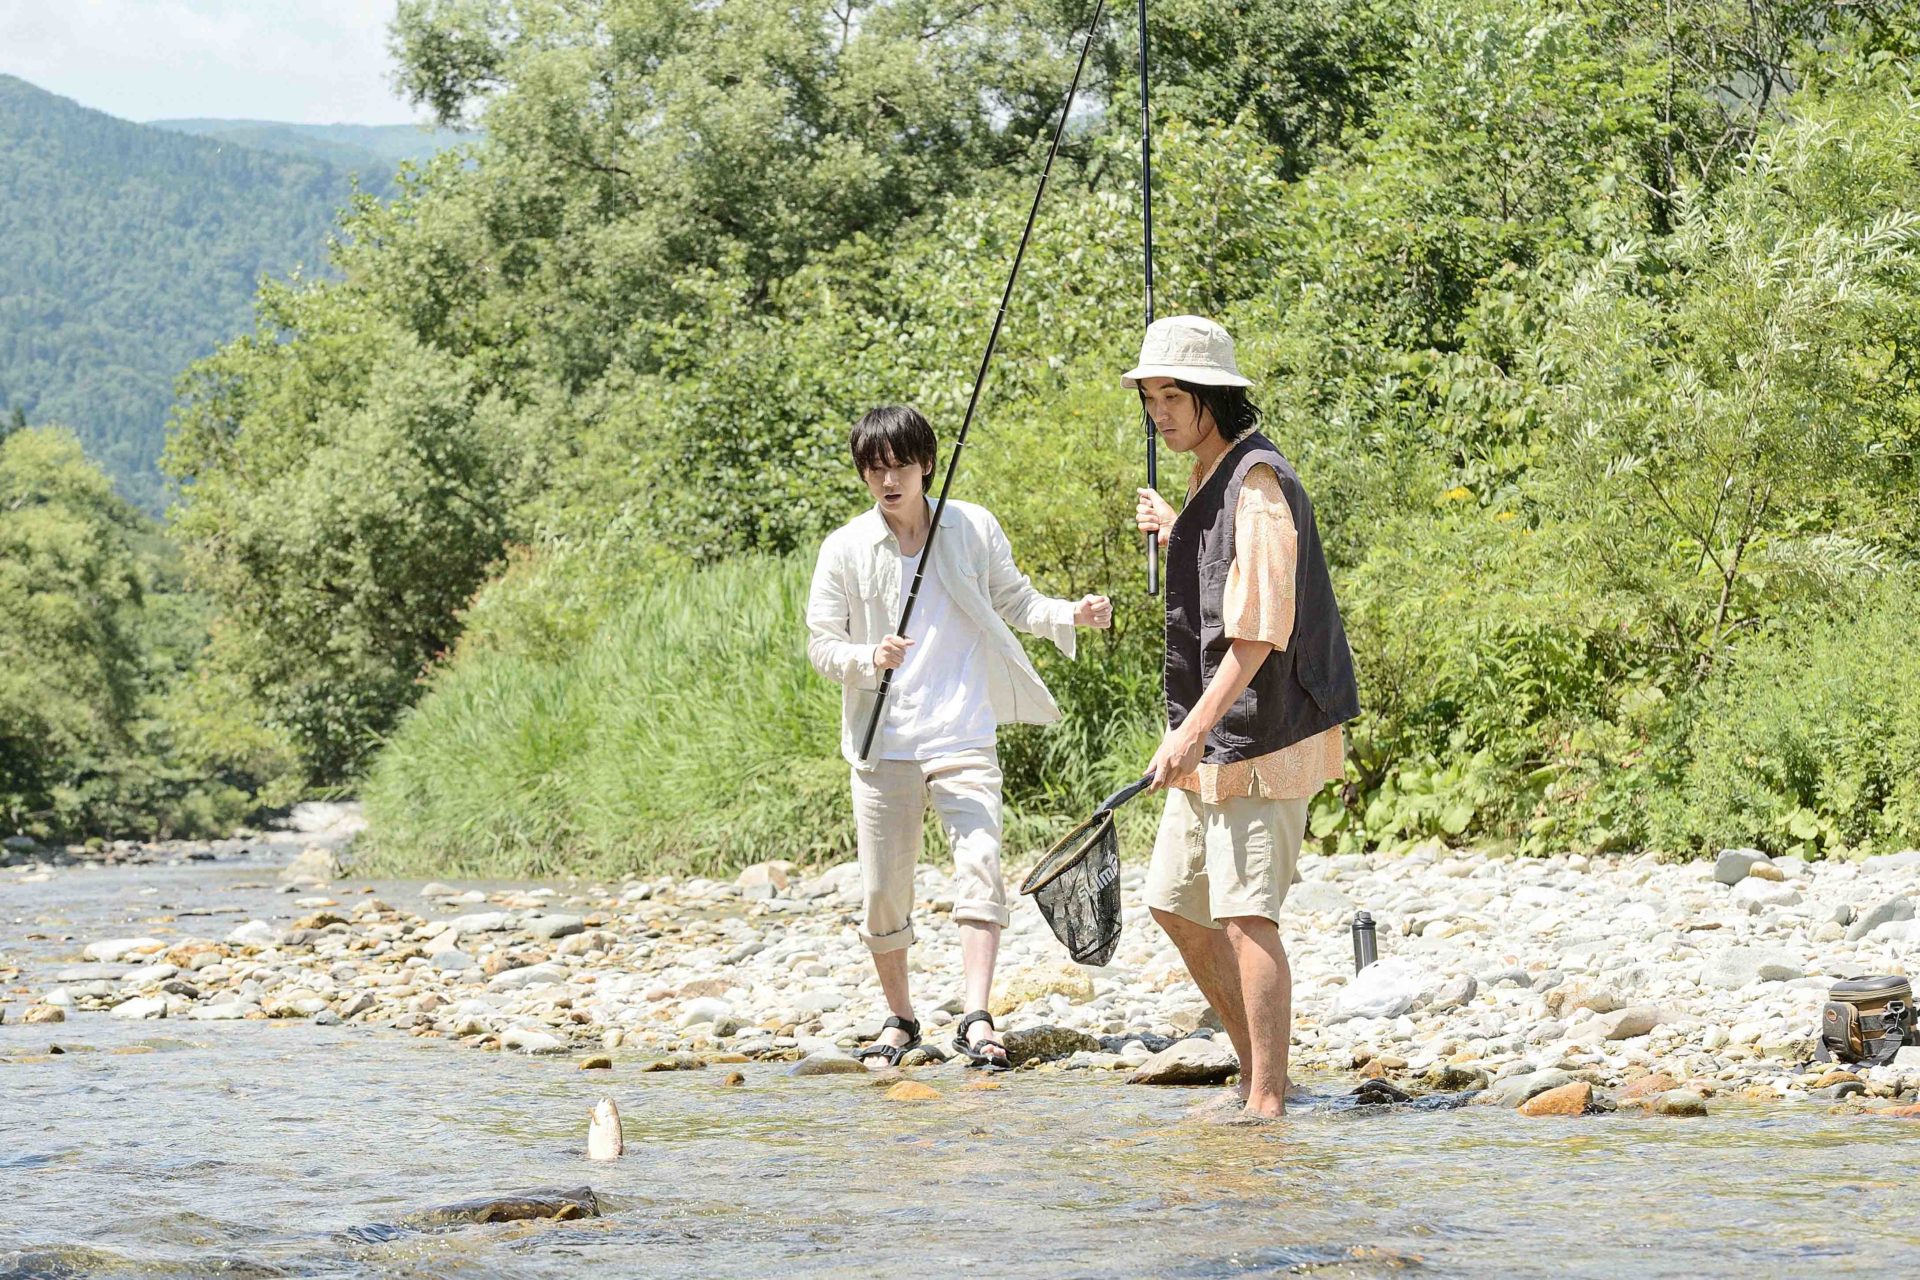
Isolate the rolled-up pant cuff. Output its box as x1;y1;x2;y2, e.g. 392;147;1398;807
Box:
860;922;916;954
951;898;1009;929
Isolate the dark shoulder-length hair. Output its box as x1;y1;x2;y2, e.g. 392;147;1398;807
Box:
1172;379;1262;443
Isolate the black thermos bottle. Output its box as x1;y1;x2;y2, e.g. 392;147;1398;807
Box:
1351;910;1378;973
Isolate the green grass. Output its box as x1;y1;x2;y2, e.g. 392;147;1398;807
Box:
359;553;1164;880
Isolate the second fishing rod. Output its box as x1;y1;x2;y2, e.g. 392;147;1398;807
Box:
856;0;1108;763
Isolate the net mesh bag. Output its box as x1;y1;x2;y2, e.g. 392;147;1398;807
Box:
1019;811;1124;966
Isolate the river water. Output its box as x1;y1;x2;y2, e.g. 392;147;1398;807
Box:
4;852;1917;1278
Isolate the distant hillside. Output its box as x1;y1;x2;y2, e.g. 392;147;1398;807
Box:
148;119;469;182
0;79;461;512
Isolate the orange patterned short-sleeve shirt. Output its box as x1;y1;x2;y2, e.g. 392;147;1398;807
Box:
1168;458;1347;803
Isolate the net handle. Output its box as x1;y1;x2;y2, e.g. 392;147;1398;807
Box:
1098;775;1152;813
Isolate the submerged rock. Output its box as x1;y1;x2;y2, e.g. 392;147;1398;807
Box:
1002;1025;1100;1066
1128;1037;1238;1086
400;1186;601;1228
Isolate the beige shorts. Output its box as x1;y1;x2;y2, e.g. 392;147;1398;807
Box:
1144;783;1308;928
850;749;1006;953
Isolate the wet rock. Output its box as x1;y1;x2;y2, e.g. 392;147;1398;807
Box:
1714;849;1768;885
1653;1090;1708;1117
110;996;167;1020
23;1004;64;1024
1618;1073;1681;1102
578;1055;613;1071
789;1052;867;1077
1421;1063;1488;1092
1480;1069;1575;1108
641;1053;705;1072
898;1045;951;1067
722;1071;746;1086
401;1186;600;1228
1128;1037;1239;1086
885;1080;941;1101
501;1028;566;1054
1517;1081;1592;1116
1002;1025;1101;1066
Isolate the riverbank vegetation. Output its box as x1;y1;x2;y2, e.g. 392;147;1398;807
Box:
35;0;1920;869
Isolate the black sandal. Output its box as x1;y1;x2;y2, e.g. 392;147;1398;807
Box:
853;1014;921;1067
952;1009;1012;1073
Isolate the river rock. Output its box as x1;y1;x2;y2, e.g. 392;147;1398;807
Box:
420;882;459;899
885;1080;941;1102
1701;947;1804;990
640;1053;705;1072
110;995;167;1020
23;1004;64;1024
1728;879;1801;914
81;937;162;964
1127;1037;1239;1086
281;847;343;882
1714;849;1769;885
1545;980;1619;1018
525;914;585;941
432;949;475;971
1746;861;1786;882
789;1052;867;1077
1002;1025;1101;1066
53;964;128;983
1327;957;1424;1022
1619;1073;1681;1101
1652;1090;1707;1117
1286;881;1355;917
1597;1005;1665;1040
225;920;278;947
501;1028;566;1054
450;911;515;935
736;861;794;894
1425;972;1478;1013
489;963;567;991
679;997;733;1028
1845;898;1915;941
1480;1068;1575;1108
991;965;1095;1015
1517;1081;1592;1116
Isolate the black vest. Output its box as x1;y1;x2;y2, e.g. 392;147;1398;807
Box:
1164;432;1361;764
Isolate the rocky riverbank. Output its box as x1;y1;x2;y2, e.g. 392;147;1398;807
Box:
7;835;1920;1116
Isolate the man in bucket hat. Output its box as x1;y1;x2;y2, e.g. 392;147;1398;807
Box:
1127;316;1361;1118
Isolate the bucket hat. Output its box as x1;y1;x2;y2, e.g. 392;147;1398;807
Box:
1121;315;1252;388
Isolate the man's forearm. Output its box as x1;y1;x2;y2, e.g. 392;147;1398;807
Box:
1183;639;1275;738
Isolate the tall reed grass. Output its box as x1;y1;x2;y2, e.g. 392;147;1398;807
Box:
360;554;1164;879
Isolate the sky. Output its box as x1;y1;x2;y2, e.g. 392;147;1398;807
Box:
0;0;426;125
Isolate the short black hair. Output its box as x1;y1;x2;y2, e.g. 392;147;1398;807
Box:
1146;380;1263;443
849;405;938;481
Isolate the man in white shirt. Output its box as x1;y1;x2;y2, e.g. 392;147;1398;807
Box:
807;405;1111;1070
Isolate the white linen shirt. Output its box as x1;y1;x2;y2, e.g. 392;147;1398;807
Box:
807;497;1078;771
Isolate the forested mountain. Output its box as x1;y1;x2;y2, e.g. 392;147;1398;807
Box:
0;76;431;511
147;118;467;181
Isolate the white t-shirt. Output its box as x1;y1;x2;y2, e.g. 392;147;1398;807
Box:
881;549;996;760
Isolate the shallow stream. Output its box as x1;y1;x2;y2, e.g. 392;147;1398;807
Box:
4;855;1916;1277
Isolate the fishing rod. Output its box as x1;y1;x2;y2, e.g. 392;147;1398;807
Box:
857;0;1108;763
1138;0;1159;597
